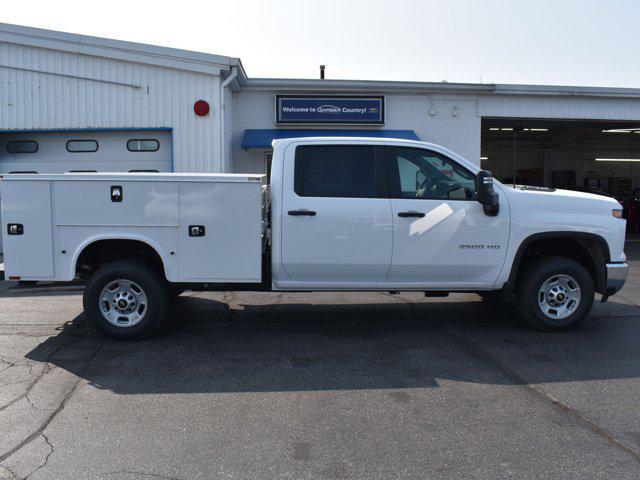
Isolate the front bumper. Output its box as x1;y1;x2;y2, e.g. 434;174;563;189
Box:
605;262;629;295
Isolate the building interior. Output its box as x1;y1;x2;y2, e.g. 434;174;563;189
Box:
481;119;640;202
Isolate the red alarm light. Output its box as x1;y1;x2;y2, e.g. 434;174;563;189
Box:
194;100;210;116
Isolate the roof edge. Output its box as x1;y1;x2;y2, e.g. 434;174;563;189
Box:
0;22;246;77
493;83;640;98
243;77;496;93
243;77;640;98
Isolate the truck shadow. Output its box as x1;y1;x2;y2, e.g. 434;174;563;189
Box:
24;292;640;394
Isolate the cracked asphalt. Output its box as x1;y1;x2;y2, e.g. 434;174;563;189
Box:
0;241;639;479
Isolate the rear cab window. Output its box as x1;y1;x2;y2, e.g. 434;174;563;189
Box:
294;145;386;198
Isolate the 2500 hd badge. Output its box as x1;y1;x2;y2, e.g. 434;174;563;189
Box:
459;244;501;249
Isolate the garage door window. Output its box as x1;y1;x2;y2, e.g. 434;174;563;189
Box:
294;145;378;198
66;140;98;152
127;139;159;152
6;141;38;154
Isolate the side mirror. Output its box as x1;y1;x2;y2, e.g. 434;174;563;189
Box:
475;170;500;216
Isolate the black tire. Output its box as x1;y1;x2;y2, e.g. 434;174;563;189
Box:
83;260;168;339
168;285;185;297
514;255;594;331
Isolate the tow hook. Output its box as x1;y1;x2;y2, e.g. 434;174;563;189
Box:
601;294;609;303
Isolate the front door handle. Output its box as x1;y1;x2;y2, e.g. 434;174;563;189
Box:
288;209;316;216
398;211;425;218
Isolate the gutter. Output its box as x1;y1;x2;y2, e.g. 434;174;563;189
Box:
492;83;640;99
220;67;239;172
243;77;640;99
243;77;497;94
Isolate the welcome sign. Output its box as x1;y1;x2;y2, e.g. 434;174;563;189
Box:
276;95;385;124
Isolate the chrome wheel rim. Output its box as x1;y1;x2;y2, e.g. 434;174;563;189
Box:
538;274;581;320
99;279;148;327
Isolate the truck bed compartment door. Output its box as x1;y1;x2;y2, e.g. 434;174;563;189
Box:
178;182;263;282
1;180;54;279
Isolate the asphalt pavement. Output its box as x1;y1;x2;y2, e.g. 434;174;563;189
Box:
0;241;639;479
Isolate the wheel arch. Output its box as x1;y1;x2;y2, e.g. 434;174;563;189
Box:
72;234;172;281
505;232;610;296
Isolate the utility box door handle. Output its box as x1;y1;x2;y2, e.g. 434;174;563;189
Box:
189;225;205;237
7;223;23;235
111;186;123;202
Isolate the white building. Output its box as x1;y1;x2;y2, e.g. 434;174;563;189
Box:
2;22;640;201
0;22;243;174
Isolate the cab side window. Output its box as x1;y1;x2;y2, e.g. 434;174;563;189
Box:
388;147;476;200
294;145;378;198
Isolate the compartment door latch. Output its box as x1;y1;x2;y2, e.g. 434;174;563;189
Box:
111;186;123;202
189;225;206;237
7;223;23;235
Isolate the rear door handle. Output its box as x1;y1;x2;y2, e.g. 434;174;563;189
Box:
398;211;425;218
288;210;316;216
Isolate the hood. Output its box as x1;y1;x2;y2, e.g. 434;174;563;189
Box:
501;184;622;208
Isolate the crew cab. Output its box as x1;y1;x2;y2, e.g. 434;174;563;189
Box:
0;138;629;338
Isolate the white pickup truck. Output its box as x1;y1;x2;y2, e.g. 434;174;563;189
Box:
0;137;629;338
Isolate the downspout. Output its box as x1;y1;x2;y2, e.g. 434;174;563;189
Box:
220;66;238;172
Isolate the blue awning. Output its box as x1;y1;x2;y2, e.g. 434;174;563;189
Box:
241;129;420;149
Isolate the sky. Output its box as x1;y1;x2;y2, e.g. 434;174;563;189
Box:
1;0;639;88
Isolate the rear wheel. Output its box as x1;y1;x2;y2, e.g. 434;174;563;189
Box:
515;255;594;331
83;260;168;339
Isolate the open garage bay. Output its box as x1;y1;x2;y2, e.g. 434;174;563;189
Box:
481;119;640;230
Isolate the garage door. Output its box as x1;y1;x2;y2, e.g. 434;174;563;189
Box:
0;129;172;174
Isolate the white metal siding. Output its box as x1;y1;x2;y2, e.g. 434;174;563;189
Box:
232;90;273;172
0;42;222;172
478;94;640;120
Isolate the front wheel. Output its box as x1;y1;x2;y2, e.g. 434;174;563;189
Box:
83;260;168;339
515;255;594;331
